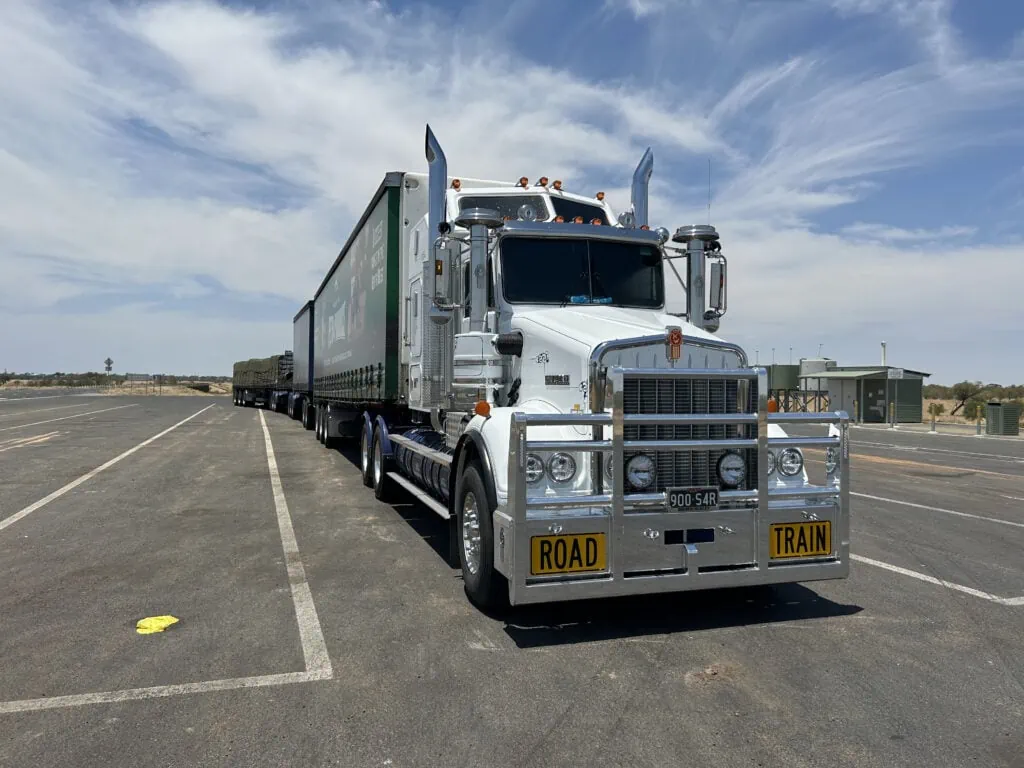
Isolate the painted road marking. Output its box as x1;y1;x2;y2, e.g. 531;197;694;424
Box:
0;432;59;453
0;394;97;404
815;452;1021;479
258;409;332;677
0;670;331;715
855;440;1024;464
853;491;1024;529
0;405;214;533
852;554;1024;606
0;405;136;432
0;404;87;420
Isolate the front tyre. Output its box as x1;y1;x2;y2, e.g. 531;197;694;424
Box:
457;464;508;611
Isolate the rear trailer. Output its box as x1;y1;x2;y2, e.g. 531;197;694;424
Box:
231;352;293;410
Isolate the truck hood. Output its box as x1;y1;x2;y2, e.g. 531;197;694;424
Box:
513;306;745;368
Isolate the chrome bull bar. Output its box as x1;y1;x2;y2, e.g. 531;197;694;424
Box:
502;366;851;605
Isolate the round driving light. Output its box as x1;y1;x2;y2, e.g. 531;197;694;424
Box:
779;448;804;477
626;454;655;489
518;203;537;221
547;452;577;483
716;451;746;487
525;453;544;484
766;450;776;475
825;447;839;474
617;211;636;228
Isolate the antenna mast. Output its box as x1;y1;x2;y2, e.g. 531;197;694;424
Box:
707;158;712;224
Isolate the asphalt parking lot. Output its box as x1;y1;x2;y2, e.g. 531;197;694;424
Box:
1;395;1021;767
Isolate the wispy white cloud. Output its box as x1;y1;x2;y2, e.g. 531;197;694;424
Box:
839;222;977;242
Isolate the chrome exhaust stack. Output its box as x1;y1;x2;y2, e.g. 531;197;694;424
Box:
672;224;725;333
425;124;448;241
627;147;654;228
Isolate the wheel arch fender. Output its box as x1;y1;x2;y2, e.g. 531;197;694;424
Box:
450;428;498;516
373;413;393;457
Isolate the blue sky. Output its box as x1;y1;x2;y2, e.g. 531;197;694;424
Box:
0;0;1022;381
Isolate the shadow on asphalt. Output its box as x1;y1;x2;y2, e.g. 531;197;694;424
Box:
500;585;862;649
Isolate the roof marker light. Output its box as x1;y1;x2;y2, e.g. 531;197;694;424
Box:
536;176;549;187
596;191;605;201
552;180;563;191
591;218;602;225
450;178;461;190
518;176;529;188
573;216;584;224
554;215;565;223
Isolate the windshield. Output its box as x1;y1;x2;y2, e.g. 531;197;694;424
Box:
500;236;663;307
550;197;609;225
458;194;549;221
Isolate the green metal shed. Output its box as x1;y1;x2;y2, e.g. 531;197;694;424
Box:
811;366;930;424
986;401;1022;436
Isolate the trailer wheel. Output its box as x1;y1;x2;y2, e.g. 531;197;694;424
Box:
360;423;374;488
457;464;508;611
303;403;314;431
371;426;394;502
315;406;323;443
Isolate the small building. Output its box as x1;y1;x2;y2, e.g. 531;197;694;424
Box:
799;366;931;424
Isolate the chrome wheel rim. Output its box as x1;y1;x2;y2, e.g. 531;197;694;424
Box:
461;491;482;576
361;429;370;475
373;436;383;486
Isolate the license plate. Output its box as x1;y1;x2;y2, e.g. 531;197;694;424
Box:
769;521;832;559
666;486;719;511
530;533;607;576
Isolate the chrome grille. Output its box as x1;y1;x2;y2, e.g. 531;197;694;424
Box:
623;376;757;491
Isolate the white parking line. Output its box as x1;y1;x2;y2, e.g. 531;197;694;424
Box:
258;409;332;677
0;432;59;453
854;440;1024;464
0;670;331;715
0;403;86;420
0;405;136;432
0;405;214;533
852;554;1024;606
853;492;1024;529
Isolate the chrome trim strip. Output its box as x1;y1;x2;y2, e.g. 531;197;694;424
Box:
624;438;756;451
526;440;613;452
389;434;453;467
625;413;758;426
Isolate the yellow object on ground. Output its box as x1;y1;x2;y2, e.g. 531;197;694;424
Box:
136;615;179;634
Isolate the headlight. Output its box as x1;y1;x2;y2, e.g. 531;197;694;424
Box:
766;450;776;475
626;454;655;489
716;452;746;487
525;453;544;484
778;448;804;477
825;447;838;474
547;452;577;483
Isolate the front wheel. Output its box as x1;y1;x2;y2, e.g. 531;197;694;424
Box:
457;464;508;611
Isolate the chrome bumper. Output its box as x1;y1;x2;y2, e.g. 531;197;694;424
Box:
497;366;850;606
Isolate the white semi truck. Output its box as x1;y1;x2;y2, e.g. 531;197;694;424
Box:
270;124;850;609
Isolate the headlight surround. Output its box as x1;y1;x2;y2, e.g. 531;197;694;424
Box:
825;447;839;474
766;450;776;476
547;452;577;483
716;451;746;487
778;448;804;477
525;453;545;484
626;454;656;490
